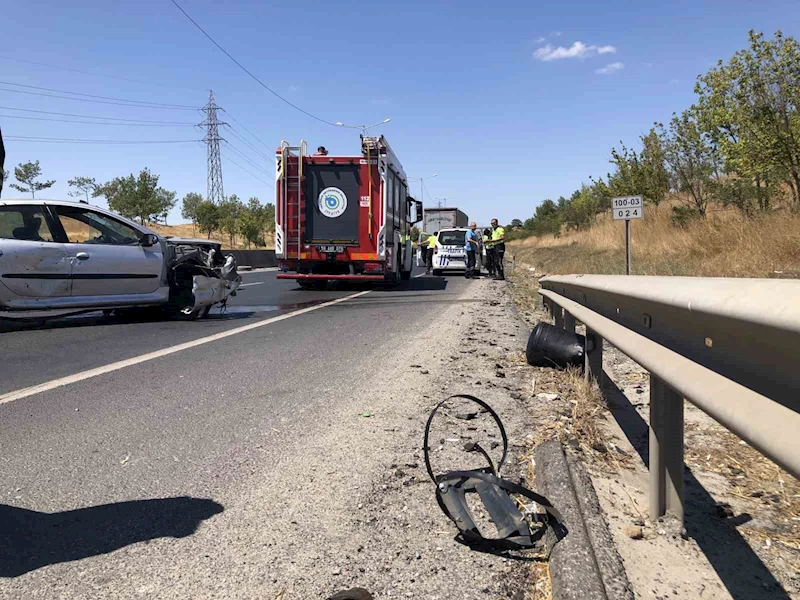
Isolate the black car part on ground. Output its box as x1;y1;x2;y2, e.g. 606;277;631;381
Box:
525;322;589;368
423;394;564;550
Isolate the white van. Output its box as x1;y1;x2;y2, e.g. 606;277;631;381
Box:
432;228;484;276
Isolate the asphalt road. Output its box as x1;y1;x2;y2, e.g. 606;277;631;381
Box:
0;269;408;396
0;266;475;598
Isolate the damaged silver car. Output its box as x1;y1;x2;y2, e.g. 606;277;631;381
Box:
0;199;240;320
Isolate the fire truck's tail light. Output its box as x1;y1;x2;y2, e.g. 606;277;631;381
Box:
364;262;384;274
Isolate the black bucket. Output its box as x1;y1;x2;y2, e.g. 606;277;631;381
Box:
526;322;587;368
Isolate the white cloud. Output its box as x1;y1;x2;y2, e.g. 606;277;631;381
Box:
595;62;624;75
533;41;617;61
534;36;546;43
551;31;563;37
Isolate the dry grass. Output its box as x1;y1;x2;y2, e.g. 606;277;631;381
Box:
510;199;800;277
559;367;614;459
685;424;800;532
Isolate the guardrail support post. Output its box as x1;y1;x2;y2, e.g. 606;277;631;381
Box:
564;312;576;333
584;328;603;388
553;303;564;329
649;375;684;524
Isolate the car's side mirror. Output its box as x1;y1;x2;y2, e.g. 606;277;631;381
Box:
139;233;159;247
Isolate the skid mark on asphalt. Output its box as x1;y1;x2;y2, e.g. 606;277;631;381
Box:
0;290;371;406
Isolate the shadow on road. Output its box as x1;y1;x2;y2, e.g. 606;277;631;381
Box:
603;376;789;600
325;277;449;293
0;496;223;578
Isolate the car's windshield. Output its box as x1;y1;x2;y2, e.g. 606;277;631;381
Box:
437;230;465;246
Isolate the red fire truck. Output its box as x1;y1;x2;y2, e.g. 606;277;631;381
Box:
275;136;423;289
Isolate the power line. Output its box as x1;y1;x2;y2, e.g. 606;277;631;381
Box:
421;179;436;204
0;113;197;127
221;150;273;187
170;0;339;126
0;105;197;124
0;81;198;109
223;125;271;161
221;109;271;150
0;85;199;110
223;141;271;176
0;56;206;93
5;135;199;144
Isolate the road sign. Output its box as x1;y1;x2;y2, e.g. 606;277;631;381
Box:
612;196;644;275
612;196;644;220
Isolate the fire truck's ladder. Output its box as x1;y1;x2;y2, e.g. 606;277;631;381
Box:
280;141;307;259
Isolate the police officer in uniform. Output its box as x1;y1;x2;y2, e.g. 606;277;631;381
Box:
482;227;495;278
490;219;506;280
425;231;438;274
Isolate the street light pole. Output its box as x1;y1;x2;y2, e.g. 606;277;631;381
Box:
335;118;391;136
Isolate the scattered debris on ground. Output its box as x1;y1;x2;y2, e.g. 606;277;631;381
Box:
423;394;564;552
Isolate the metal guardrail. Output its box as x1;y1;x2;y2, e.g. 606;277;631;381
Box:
538;274;800;524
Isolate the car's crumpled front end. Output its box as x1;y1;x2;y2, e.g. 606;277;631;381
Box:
164;238;241;314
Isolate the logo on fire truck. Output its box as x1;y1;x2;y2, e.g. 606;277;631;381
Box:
318;187;348;218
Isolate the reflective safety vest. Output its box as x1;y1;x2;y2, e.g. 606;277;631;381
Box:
490;226;505;249
426;235;438;249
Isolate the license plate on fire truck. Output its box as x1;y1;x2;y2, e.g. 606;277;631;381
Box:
318;245;344;253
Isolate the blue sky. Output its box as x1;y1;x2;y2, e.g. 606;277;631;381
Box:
2;0;799;225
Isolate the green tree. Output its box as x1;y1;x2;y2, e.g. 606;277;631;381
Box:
67;176;97;203
639;129;671;207
181;192;204;235
219;194;244;248
510;218;523;228
238;197;266;248
526;199;562;236
658;110;720;219
695;30;800;211
262;201;275;232
607;143;642;199
196;200;221;239
94;169;176;224
10;160;55;198
158;190;176;225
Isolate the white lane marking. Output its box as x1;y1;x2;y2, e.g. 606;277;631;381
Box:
238;282;266;288
0;290;371;405
241;267;278;274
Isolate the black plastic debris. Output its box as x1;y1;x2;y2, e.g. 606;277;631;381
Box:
424;394;564;550
526;322;588;368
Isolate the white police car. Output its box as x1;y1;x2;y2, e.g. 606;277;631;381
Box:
432;228;484;276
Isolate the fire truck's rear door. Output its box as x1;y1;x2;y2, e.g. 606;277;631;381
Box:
305;164;360;245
